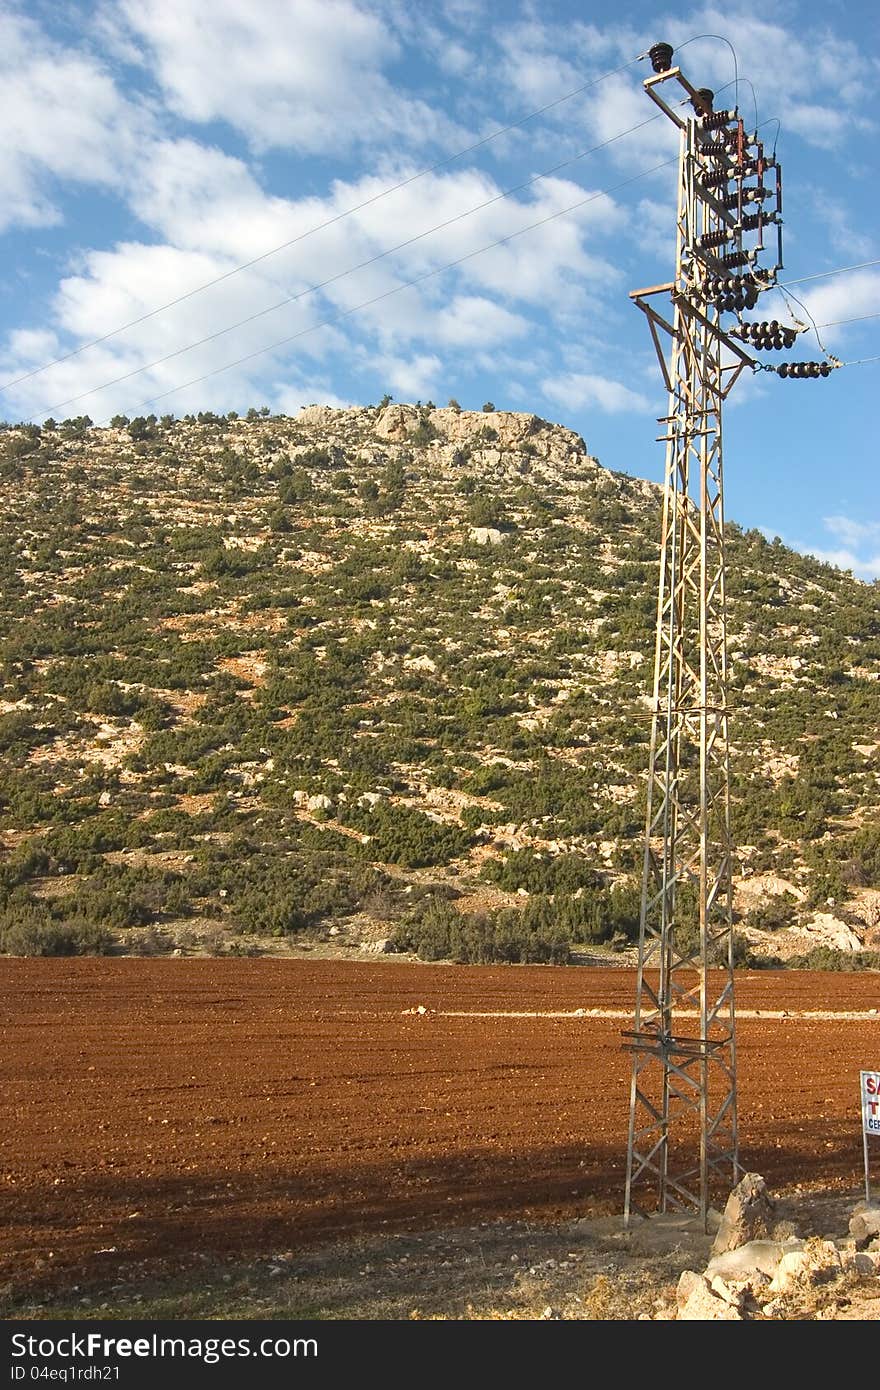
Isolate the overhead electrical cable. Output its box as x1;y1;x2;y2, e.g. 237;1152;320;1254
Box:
90;156;679;423
4;30;744;396
777;283;829;355
0;52;646;393
778;259;880;289
42;110;674;417
815;312;880;329
669;32;739;100
762;117;781;159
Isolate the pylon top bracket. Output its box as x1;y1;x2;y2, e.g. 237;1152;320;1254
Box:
630;290;756;397
643;67;717;127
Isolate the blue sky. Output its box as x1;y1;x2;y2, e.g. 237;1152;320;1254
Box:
1;0;878;576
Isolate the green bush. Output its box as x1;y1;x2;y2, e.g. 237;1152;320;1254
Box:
785;947;880;972
744;894;798;931
481;848;601;894
70;865;191;929
339;803;473;868
0;907;114;956
391;894;571;964
410;419;437;446
467;493;507;529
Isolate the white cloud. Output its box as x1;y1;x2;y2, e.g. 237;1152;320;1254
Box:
1;130;631;422
760;516;880;582
630;193;677;268
374;353;443;400
515;6;878;156
797;545;880;582
117;137;626;319
823;515;880;550
124;139;304;261
810;195;875;262
0;9;148;231
496;23;581;106
430;296;529;348
271;379;354;415
114;0;459;154
665;7;877;148
8;0;871;450
794;270;880;345
435;40;477;78
541;371;651;414
581;74;680;171
0;240;328;422
5;328;60;366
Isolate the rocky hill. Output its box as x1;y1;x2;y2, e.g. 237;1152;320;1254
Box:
0;403;877;965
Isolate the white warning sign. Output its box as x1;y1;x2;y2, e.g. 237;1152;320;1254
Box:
862;1071;880;1136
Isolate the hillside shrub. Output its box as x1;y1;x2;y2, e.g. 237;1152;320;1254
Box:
785;947;880;971
0;907;114;956
481;848;601;894
391;895;572;964
339;803;473;868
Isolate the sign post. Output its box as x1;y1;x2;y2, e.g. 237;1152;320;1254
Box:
860;1071;880;1206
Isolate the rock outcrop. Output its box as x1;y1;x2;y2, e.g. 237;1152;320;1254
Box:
711;1172;776;1255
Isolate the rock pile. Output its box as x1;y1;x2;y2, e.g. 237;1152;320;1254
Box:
674;1176;880;1320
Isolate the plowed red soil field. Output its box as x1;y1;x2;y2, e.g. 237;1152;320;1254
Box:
2;959;878;1293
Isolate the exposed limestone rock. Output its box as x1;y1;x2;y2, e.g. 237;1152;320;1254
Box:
707;1238;801;1280
374;404;417;441
362;938;394;954
367;403;594;465
849;1203;880;1249
676;1271;743;1320
768;1239;843;1294
668;1184;880;1320
733;872;806;914
711;1172;776;1254
799;912;864;950
676;1269;704;1308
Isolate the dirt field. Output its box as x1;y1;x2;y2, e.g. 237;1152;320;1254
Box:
1;959;878;1304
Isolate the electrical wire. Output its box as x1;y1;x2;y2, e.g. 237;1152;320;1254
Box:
90;156;679;423
0;52;645;394
816;312;880;329
762;118;781;159
33;205;880;421
777;284;829;355
732;75;759;131
3;31;753;399
675;32;739;108
779;259;880;289
41;109;673;418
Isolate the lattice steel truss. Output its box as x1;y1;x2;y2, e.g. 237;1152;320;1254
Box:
623;51;782;1226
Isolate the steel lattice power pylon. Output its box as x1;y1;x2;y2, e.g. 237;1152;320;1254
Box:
623;44;785;1226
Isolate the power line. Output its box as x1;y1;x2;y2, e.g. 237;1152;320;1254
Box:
779;258;880;289
92;156;678;423
0;52;645;395
814;312;880;329
777;283;828;355
44;227;880;419
42;110;671;418
6;30;748;400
